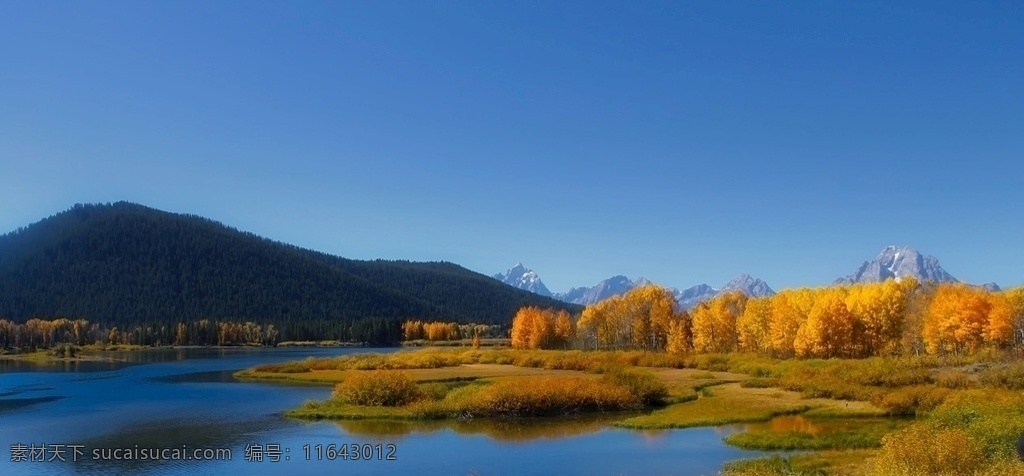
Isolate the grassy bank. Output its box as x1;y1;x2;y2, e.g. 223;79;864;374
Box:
0;344;137;363
242;348;1024;475
289;368;664;420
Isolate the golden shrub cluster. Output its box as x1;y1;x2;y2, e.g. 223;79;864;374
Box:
331;370;425;406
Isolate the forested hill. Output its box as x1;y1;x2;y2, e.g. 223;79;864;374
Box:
0;202;578;329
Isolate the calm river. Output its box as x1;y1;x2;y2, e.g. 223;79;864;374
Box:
0;348;764;475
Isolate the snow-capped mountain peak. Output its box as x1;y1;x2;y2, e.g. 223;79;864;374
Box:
492;263;552;297
834;246;958;285
720;274;775;297
550;273;776;309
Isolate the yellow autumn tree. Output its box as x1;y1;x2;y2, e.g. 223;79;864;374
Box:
623;285;679;350
577;285;682;351
528;309;555;349
984;292;1015;347
511;307;540;349
737;297;773;353
511;307;569;349
665;316;692;354
794;289;854;358
769;289;813;357
923;284;991;354
1007;287;1024;347
691;291;746;353
844;279;914;357
553;310;576;349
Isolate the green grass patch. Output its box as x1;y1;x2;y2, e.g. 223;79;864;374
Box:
614;384;810;429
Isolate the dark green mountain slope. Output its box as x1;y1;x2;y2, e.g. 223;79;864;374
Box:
0;202;578;331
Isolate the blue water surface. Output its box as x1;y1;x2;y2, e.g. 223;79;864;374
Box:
0;348;761;475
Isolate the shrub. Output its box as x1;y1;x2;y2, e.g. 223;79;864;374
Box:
740;378;780;389
49;344;78;358
691;354;731;371
871;425;986;476
978;363;1024;390
466;377;639;417
602;368;668;405
875;386;950;416
331;370;425;406
418;382;451;401
933;371;973;389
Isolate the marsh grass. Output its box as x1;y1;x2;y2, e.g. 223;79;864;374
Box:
977;362;1024;390
723;450;875;476
254;347;1024;474
253;348;693;375
722;454;828;476
293;368;668;420
740;377;779;388
614;384;811;429
723;419;906;450
869;390;1024;476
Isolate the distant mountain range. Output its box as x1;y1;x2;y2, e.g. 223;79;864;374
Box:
554;275;637;306
492;265;776;309
494;245;1002;308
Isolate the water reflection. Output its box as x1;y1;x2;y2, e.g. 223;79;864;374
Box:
151;369;241;384
71;417;291;474
0;347;771;475
723;414;895;436
333;413;641;443
0;357;130;373
0;395;66;413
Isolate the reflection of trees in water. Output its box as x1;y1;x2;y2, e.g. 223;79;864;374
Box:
70;417;283;473
733;415;894;437
0;395;65;413
334;413;642;443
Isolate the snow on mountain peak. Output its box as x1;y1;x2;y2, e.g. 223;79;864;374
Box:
835;246;958;285
492;263;552;297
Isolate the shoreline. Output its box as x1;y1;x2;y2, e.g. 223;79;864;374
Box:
236;347;1024;474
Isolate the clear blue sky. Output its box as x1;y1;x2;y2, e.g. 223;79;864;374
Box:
2;1;1022;292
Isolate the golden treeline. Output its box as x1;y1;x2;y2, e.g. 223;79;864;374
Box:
401;320;501;341
510;307;576;349
511;280;1024;358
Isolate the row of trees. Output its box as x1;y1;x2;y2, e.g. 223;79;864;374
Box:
401;320;502;341
0;315;427;348
509;280;1024;358
576;286;682;351
0;315;507;349
691;279;1024;358
510;307;576;349
0;318;281;348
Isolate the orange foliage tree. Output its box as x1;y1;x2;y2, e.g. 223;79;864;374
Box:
691;291;747;354
576;285;685;351
511;307;576;349
923;284;1005;354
